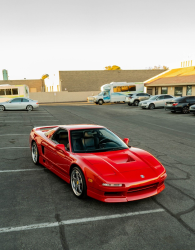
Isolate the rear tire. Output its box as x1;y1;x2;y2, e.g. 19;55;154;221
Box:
98;99;103;105
182;106;189;114
27;105;33;111
70;167;87;199
149;103;155;110
0;105;5;111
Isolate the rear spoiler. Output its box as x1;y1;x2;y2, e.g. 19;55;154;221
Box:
33;125;58;132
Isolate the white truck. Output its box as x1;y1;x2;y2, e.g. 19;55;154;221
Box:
87;82;144;105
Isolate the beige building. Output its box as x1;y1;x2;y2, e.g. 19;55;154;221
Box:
59;70;165;92
144;67;195;96
0;79;45;92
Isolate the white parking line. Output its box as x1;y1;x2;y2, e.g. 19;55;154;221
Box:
143;121;195;136
0;169;42;173
0;134;29;136
0;120;59;122
0;147;29;150
0;209;164;233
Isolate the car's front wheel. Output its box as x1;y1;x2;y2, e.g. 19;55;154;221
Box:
134;100;139;106
70;167;87;199
27;105;33;111
31;141;39;165
182;106;189;114
98;99;103;105
149;103;155;110
0;105;5;111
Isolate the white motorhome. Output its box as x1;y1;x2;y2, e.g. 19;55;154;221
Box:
88;82;144;105
0;85;29;102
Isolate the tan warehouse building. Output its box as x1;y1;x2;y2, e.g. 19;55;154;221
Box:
59;70;165;92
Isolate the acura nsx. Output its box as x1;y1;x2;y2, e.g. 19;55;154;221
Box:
29;124;167;202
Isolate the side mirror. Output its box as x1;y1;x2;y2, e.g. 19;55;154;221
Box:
123;138;129;145
55;144;66;153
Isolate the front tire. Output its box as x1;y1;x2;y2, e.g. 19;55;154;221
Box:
149;103;155;110
31;141;39;165
98;99;103;105
134;100;139;106
182;106;189;114
70;167;87;199
0;105;5;111
27;105;33;111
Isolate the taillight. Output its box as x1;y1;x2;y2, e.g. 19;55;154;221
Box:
172;103;178;106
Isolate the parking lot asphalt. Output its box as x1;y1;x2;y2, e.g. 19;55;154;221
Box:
0;102;195;250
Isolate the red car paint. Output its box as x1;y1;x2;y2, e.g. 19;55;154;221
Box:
29;124;167;203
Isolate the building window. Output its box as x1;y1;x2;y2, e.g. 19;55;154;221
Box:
174;87;183;96
161;87;168;94
155;87;158;95
186;85;192;95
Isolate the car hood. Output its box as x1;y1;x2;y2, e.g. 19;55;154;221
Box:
81;148;162;183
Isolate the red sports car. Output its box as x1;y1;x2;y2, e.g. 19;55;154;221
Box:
29;124;167;202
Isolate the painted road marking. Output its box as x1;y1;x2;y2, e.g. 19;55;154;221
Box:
0;120;59;122
143;121;195;136
0;147;29;150
0;209;164;233
0;169;42;173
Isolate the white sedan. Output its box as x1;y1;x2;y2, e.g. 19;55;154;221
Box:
0;97;39;111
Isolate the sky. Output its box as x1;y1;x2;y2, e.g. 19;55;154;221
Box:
1;0;195;80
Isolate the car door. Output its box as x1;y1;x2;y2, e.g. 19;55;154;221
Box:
21;98;30;109
155;96;165;107
5;98;22;110
186;97;195;106
50;129;73;176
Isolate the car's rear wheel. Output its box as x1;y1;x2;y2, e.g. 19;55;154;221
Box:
0;105;5;111
98;99;103;105
134;100;139;106
27;105;33;111
149;103;155;110
31;141;39;165
70;167;87;198
182;106;189;114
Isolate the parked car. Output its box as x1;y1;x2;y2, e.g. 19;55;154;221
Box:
165;96;195;114
125;93;151;106
0;97;39;111
189;104;195;115
30;124;167;202
139;94;174;109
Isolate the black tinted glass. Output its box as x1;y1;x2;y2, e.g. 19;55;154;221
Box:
174;97;186;102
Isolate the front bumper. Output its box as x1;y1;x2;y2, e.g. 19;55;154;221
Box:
139;103;149;109
87;179;166;203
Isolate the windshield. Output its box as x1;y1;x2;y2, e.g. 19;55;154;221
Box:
149;96;158;100
98;92;104;96
70;128;128;153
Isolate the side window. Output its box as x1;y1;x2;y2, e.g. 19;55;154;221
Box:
164;95;172;99
158;96;164;100
11;98;22;103
22;98;29;102
6;89;12;95
136;93;142;96
12;89;18;95
0;89;5;95
51;129;69;150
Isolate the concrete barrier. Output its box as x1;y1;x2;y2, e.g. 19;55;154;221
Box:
29;91;100;103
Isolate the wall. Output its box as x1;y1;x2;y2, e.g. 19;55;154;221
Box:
0;79;45;92
59;70;165;92
148;86;195;96
29;91;100;103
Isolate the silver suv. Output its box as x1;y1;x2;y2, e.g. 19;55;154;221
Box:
125;93;151;106
139;94;175;109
